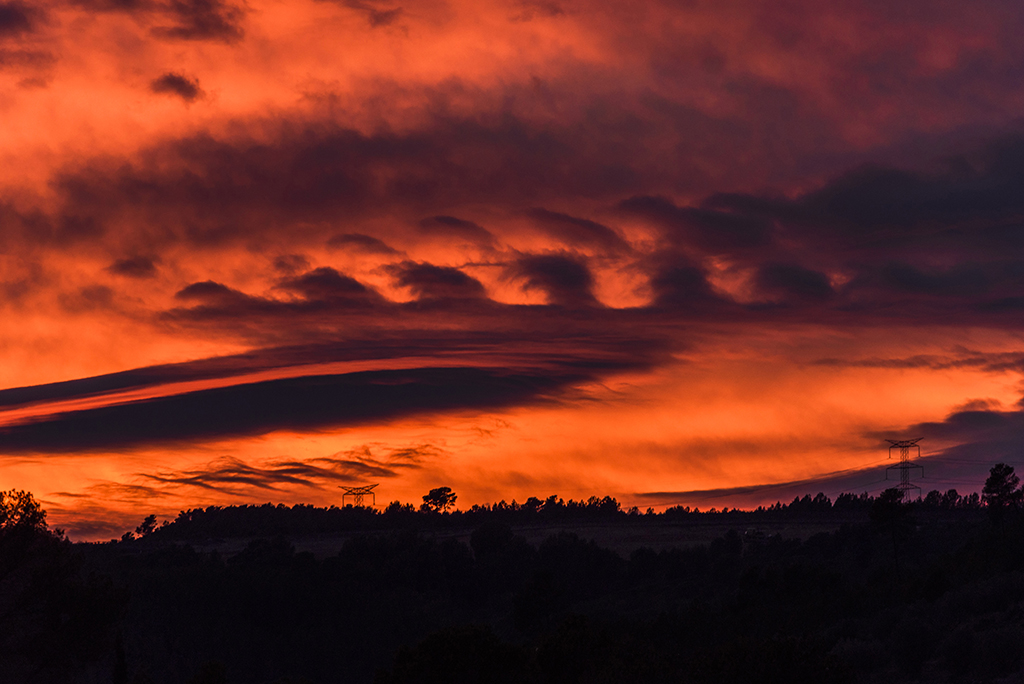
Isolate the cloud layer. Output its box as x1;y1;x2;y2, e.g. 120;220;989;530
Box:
3;0;1024;537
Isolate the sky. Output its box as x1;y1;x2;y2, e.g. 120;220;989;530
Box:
3;0;1024;539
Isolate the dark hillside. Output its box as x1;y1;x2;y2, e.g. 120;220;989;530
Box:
70;486;1020;684
4;482;1021;683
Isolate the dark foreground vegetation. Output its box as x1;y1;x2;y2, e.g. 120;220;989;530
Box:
4;467;1024;683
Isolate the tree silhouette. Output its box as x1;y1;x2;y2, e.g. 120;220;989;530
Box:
0;489;48;533
982;463;1022;522
422;487;457;513
940;488;962;509
135;514;158;537
870;488;911;576
0;490;126;681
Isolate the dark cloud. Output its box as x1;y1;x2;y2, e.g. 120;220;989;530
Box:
166;284;310;331
150;72;203;102
800;165;952;232
143;453;415;492
793;142;1024;237
0;2;33;36
72;0;245;41
272;254;310;274
637;477;831;507
527;208;631;254
365;6;400;26
813;354;966;370
647;261;725;311
872;263;991;298
166;273;387;328
812;351;1024;375
87;481;170;501
618;195;774;256
175;280;250;304
0;366;587;452
327;233;399;254
0;330;670;419
70;0;152;10
754;263;834;303
510;0;563;21
0;340;434;409
325;0;402;27
49;129;386;246
27;89;1024;329
609;133;1024;322
107;255;158;278
275;266;378;303
152;0;244;41
41;104;704;250
633;459;922;511
708;134;1024;255
952;398;1005;413
391;262;487;300
418;216;495;247
909;408;1022;446
508;254;597;307
833;259;1024;321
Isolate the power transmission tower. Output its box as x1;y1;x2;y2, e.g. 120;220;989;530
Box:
885;439;923;501
340;484;378;507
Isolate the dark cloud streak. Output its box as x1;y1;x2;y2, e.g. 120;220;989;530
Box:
142;451;420;493
0;366;589;452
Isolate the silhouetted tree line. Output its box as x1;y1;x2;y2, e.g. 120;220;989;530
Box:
139;486;988;544
144;495;634;542
372;477;1024;684
7;465;1024;682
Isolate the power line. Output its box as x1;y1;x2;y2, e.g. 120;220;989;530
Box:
920;458;1001;465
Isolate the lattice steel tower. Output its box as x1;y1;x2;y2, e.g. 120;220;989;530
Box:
340;484;378;507
886;439;923;501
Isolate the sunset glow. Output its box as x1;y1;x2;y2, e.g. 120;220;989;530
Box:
3;0;1024;539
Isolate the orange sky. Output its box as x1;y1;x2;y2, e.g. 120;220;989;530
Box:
3;0;1024;539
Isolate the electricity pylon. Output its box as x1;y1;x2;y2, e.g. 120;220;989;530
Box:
340;484;378;507
885;439;923;501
